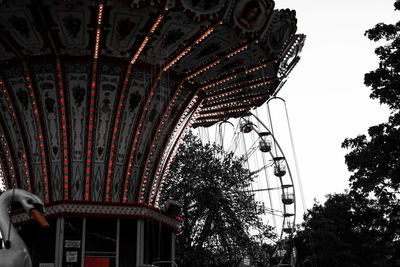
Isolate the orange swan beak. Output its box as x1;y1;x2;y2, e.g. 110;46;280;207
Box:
30;209;50;228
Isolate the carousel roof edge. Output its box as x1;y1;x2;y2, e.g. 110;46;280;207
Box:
11;201;183;231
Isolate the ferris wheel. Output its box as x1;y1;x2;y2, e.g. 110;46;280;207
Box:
196;97;304;266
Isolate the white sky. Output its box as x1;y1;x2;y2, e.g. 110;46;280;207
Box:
272;0;397;210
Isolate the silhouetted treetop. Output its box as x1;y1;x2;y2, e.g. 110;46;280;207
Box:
342;1;400;201
363;2;400;110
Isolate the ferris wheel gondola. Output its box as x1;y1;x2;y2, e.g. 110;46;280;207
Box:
198;110;298;266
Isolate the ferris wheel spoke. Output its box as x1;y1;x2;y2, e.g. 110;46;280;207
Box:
195;106;299;266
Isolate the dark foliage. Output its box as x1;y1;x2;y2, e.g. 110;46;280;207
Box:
341;0;400;207
162;132;275;267
295;193;399;267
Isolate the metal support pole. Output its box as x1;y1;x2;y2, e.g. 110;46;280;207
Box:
81;217;87;267
136;219;145;266
54;218;59;267
171;231;176;264
116;219;120;267
55;216;64;267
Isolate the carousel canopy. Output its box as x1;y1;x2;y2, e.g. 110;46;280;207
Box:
0;0;304;208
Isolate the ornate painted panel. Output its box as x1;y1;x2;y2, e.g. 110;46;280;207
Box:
0;0;50;56
45;1;95;56
91;64;123;201
1;66;43;198
33;63;63;201
110;70;152;202
0;92;25;188
141;10;205;66
66;63;90;200
104;3;158;59
171;26;240;74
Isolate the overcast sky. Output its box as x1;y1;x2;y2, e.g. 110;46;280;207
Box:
270;0;397;211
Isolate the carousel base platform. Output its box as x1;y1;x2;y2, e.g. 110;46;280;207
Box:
11;202;180;267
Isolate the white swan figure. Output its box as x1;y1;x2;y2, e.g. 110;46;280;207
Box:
0;189;49;267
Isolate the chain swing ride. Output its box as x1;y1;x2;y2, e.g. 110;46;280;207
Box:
0;0;305;265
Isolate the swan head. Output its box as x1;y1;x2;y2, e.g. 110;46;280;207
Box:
13;189;49;228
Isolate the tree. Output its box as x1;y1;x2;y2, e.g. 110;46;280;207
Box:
162;132;275;267
342;1;400;204
340;2;400;260
294;192;394;267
